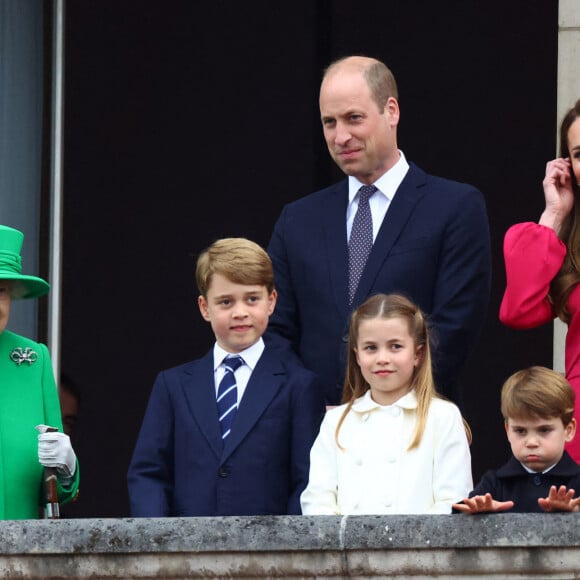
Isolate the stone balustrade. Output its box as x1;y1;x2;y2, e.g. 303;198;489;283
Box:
0;514;578;578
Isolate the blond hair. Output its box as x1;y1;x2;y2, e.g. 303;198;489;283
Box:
501;366;575;426
196;238;274;297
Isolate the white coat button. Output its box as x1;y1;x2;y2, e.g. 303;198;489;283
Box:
390;407;401;417
361;413;370;422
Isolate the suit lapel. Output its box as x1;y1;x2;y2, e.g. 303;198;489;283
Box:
221;349;285;462
322;181;350;314
353;164;428;305
180;351;223;460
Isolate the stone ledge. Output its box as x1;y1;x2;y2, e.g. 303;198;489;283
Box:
0;514;578;578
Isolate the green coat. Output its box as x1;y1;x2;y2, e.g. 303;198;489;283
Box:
0;330;80;519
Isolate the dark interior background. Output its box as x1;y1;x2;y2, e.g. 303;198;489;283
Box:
61;0;557;517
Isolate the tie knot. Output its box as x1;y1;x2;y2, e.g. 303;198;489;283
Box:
358;185;377;203
224;356;244;372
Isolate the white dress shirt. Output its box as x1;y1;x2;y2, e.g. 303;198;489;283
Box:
212;338;265;403
301;389;472;515
346;150;410;242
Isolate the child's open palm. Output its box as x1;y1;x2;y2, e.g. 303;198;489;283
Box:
538;485;580;512
452;493;514;514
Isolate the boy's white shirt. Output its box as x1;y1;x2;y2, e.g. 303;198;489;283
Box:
212;338;265;402
301;390;473;515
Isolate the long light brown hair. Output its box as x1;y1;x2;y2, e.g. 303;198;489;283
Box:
549;99;580;322
336;294;436;450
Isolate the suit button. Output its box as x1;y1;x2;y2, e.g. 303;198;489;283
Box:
342;334;349;343
532;475;541;486
218;468;229;478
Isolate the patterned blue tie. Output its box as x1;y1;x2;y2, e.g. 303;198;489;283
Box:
348;185;377;304
217;356;244;439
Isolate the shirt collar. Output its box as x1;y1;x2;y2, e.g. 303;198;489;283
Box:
348;150;410;203
213;337;264;371
350;388;418;413
520;461;557;475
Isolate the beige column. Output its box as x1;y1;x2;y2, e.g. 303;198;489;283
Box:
554;0;580;373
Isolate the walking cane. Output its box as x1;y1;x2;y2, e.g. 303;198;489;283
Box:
44;467;60;519
42;426;60;519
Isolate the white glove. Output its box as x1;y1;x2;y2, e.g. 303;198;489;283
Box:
36;424;77;478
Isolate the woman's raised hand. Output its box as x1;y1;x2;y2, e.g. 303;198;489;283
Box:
540;158;575;233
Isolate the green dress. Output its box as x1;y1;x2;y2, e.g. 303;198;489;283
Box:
0;330;80;519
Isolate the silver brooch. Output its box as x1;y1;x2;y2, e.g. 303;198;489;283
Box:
10;347;38;366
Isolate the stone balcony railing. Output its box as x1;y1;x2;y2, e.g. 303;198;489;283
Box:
0;514;579;578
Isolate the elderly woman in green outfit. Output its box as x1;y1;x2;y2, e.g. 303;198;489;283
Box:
0;225;79;519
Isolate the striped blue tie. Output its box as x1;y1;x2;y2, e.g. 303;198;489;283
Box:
216;356;244;439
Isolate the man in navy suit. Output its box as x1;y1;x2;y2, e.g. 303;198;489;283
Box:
128;238;324;516
267;55;491;406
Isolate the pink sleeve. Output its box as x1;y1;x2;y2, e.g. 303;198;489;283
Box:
499;222;566;329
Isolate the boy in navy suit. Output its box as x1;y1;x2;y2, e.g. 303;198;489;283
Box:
128;238;324;516
454;366;580;514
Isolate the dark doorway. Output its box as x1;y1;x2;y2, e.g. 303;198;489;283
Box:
62;0;556;516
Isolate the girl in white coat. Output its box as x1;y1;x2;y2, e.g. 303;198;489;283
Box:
300;293;472;515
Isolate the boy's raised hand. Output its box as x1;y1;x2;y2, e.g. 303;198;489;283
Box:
453;493;514;514
538;485;580;512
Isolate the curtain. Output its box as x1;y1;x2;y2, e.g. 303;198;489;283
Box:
0;0;44;339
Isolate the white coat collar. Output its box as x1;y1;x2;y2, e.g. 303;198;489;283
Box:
350;389;418;413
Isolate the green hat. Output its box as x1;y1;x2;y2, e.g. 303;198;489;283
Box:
0;225;49;299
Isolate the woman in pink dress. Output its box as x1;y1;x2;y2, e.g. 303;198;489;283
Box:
500;99;580;461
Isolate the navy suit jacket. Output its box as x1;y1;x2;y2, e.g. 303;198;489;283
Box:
267;163;491;405
127;345;324;516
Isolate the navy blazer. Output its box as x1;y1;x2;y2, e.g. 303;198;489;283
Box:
469;452;580;513
127;346;324;516
267;163;491;405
